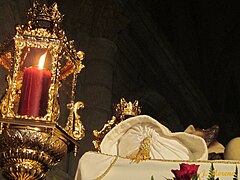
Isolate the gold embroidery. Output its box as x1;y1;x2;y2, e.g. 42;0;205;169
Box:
95;156;119;180
128;137;151;163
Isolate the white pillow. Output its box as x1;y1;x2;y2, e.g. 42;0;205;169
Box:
100;115;208;160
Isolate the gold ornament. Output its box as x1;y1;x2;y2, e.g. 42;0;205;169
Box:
0;1;85;179
128;137;152;163
92;98;141;151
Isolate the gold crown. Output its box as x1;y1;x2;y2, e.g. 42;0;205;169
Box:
115;98;141;117
27;1;63;24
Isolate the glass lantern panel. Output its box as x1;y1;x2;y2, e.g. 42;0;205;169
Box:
58;73;73;126
17;47;53;118
58;56;74;125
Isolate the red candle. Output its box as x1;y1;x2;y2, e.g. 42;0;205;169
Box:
18;52;51;117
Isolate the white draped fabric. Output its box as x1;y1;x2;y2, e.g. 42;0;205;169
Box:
75;152;240;180
100;115;208;160
75;115;210;180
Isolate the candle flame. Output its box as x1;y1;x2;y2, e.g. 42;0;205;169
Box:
38;52;47;69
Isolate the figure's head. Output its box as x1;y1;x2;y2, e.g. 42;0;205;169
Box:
184;124;219;147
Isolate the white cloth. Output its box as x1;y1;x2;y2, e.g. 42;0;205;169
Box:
75;151;240;180
100;115;208;160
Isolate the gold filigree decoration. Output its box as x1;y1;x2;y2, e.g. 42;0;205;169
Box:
73;101;85;140
115;98;141;119
0;75;21;118
0;75;12;117
65;101;85;140
0;37;14;71
27;1;63;24
21;27;58;39
93;116;118;151
128;137;152;163
0;126;68;179
92;98;141;151
0;52;12;71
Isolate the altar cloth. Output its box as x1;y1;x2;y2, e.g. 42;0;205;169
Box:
100;115;208;161
75;151;240;180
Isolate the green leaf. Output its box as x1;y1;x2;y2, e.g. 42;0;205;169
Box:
191;174;200;180
207;163;215;180
233;165;238;180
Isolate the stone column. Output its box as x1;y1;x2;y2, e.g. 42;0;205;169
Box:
78;36;117;151
57;0;129;178
49;35;118;180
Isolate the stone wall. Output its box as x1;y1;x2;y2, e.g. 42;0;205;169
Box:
1;0;240;179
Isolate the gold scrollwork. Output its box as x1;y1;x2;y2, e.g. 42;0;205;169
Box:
65;101;85;140
73;101;85;140
93;98;141;151
0;75;14;118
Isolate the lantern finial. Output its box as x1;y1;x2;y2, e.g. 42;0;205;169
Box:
27;1;63;25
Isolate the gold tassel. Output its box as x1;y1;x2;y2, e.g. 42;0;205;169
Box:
128;137;151;163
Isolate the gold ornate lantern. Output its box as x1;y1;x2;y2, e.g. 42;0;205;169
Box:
0;2;85;179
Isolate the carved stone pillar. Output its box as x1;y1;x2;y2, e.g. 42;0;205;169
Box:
78;36;117;149
58;0;129;177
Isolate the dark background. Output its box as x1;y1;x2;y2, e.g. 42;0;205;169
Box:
0;0;240;179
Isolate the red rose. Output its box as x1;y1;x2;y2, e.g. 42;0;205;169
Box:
171;163;199;180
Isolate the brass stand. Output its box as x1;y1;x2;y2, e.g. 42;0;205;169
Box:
0;119;80;180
